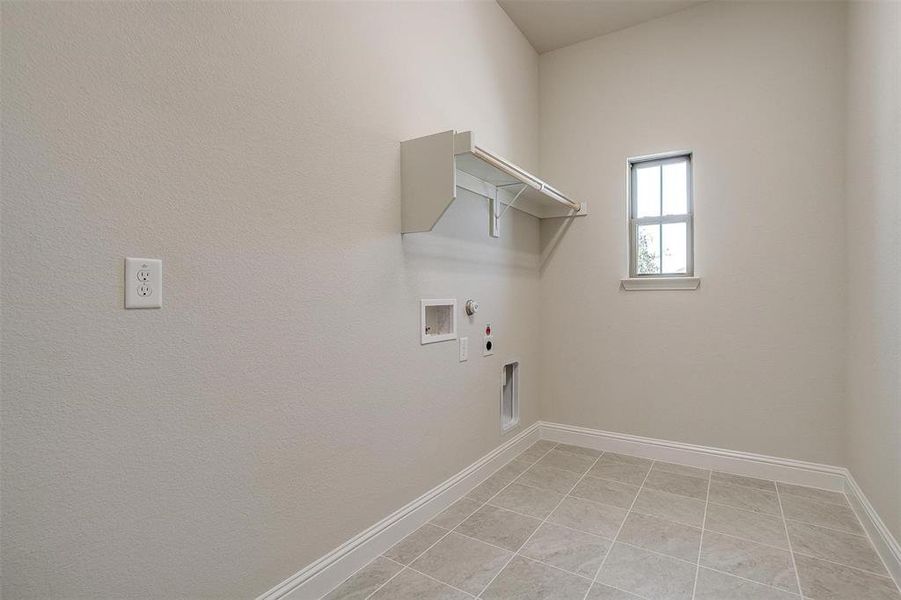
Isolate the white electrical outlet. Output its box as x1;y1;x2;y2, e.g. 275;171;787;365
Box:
459;337;469;362
125;257;162;309
482;334;494;356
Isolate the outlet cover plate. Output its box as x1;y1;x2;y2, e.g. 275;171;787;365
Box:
125;257;162;309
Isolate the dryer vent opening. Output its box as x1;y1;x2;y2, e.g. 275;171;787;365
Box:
501;361;519;432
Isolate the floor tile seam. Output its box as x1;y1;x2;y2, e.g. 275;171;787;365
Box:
627;506;704;529
472;451;607;599
701;528;792;553
776;482;807;600
690;470;712;600
704;495;782;518
783;516;869;538
698;565;803;597
789;548;896;581
401;565;481;599
781;514;865;536
582;459;656;600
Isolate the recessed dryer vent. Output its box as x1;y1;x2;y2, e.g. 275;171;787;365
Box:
421;299;456;344
501;361;519;432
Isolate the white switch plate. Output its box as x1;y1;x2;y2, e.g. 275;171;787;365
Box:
459;337;469;362
125;257;162;309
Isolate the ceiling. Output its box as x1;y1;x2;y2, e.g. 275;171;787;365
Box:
498;0;706;54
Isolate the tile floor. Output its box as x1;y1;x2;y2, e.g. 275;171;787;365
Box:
322;441;901;600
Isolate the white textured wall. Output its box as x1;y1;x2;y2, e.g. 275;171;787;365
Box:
0;2;539;598
844;0;901;540
538;1;848;464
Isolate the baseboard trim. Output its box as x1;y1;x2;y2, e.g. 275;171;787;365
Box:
256;422;540;600
539;421;846;490
845;472;901;587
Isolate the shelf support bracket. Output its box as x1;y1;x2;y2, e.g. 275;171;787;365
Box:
491;183;527;238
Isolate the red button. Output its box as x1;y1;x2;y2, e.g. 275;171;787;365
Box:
485;326;491;335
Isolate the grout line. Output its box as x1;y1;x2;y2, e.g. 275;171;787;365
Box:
359;441;560;600
777;482;806;599
580;460;655;600
400;565;479;598
701;529;790;553
781;514;865;537
512;553;594;582
699;565;802;597
788;549;897;580
690;470;712;600
477;450;608;598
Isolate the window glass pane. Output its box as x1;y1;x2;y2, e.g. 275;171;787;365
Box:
662;222;688;274
635;165;660;218
636;224;661;274
662;160;688;215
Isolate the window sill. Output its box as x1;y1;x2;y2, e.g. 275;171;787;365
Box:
621;277;700;291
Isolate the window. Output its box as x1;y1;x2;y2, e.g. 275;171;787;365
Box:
629;153;693;277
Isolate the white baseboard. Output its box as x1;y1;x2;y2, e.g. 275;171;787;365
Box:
845;472;901;587
256;422;540;600
259;419;900;599
539;421;847;491
540;420;901;589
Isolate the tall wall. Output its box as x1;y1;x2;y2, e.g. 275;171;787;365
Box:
0;2;540;597
538;1;848;464
844;0;901;540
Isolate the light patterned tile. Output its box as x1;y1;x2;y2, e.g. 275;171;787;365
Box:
455;505;541;551
494;458;535;482
536;449;597;474
547;496;627;538
588;459;650;486
795;553;901;600
632;488;706;528
708;480;780;515
555;443;603;457
480;556;591;600
489;482;564;519
780;494;864;534
519;522;611;578
705;503;789;549
776;482;848;507
430;498;481;530
700;531;798;593
616;512;701;562
711;471;776;492
652;461;710;479
601;453;652;468
467;473;513;503
586;583;644;599
410;532;510;595
570;475;639;509
384;524;447;564
323;556;403;600
596;542;696;600
643;469;709;500
694;567;799;600
518;440;558;462
517;464;582;494
369;568;470;600
787;520;886;574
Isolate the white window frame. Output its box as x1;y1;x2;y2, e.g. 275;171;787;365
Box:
628;151;694;278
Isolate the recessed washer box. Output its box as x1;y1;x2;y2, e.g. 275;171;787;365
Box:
420;299;456;344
